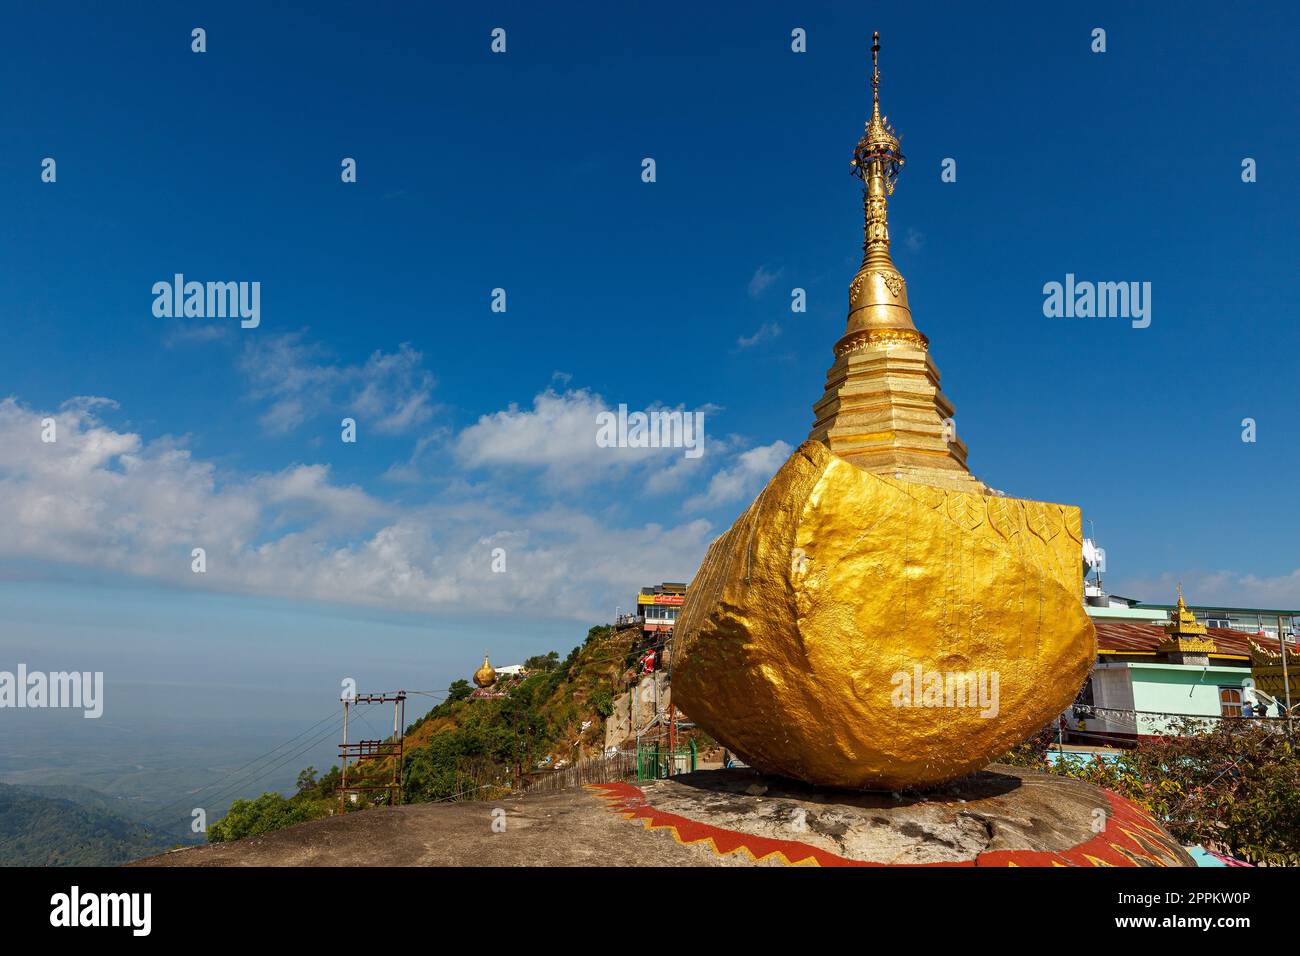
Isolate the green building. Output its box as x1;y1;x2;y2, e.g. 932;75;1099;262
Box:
1069;592;1298;744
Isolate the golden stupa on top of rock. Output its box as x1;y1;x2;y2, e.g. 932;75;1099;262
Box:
473;653;497;689
673;34;1096;791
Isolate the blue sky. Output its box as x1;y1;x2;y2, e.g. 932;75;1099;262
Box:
1;2;1298;800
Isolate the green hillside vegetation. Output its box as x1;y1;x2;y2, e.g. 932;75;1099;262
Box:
208;624;646;843
0;783;175;866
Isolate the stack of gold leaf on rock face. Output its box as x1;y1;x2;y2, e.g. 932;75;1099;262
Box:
673;34;1096;791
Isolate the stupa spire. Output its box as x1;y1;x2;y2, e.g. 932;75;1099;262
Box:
809;33;983;492
871;32;882;122
843;31;919;344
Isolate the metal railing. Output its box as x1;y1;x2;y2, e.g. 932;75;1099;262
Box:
636;739;697;780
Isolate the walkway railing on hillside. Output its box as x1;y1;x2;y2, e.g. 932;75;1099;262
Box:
636;739;696;780
523;752;638;794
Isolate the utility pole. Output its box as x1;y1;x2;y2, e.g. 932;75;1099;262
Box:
1279;621;1293;738
338;691;407;807
340;695;351;807
667;631;676;777
669;704;677;777
653;665;660;720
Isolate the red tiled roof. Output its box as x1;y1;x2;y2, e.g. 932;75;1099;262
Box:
1092;620;1286;660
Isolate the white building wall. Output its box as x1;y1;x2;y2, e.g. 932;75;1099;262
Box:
1085;665;1137;738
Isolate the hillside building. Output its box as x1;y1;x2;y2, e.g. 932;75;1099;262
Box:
637;582;686;636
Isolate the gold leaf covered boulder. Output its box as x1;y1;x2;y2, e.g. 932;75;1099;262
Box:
673;441;1094;790
673;35;1095;791
473;654;497;689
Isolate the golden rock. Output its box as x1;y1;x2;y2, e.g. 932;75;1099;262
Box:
673;35;1094;789
673;441;1094;790
473;654;497;689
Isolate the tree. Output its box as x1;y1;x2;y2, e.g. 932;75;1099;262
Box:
447;679;472;703
314;765;342;797
296;767;318;793
208;793;322;843
524;651;560;672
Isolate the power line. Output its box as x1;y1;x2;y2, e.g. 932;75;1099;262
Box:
173;701;383;817
165;636;651;824
156;704;344;814
202;710;362;806
193;711;357;812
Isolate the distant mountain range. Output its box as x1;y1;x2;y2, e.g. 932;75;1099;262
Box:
0;782;181;866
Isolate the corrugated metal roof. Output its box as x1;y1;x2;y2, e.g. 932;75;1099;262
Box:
1093;620;1287;660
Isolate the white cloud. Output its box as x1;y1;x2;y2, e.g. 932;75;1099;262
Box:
685;440;792;511
736;322;781;349
351;347;437;434
240;333;436;436
1113;569;1300;612
0;395;720;621
0;397;259;571
643;451;709;496
747;265;783;299
453;388;713;492
252;464;391;531
381;429;452;484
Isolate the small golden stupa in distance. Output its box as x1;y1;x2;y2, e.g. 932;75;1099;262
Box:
672;33;1096;791
473;653;497;688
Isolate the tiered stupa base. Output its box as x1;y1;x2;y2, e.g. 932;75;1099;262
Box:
810;340;986;494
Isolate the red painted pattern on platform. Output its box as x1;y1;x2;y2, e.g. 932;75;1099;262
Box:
589;782;1187;867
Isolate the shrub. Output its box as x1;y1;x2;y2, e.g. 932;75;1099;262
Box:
1001;719;1300;865
208;792;324;843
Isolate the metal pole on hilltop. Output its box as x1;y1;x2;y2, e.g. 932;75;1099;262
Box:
1280;617;1293;739
340;696;350;808
667;630;676;777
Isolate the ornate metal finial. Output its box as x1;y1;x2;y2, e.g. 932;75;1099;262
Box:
833;31;924;350
851;32;904;192
871;31;881;118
